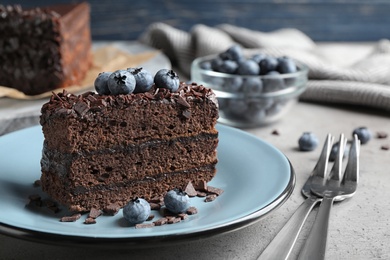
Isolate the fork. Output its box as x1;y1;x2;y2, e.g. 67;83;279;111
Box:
298;134;360;260
257;134;334;260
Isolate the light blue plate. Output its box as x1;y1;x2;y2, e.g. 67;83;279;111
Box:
0;124;294;247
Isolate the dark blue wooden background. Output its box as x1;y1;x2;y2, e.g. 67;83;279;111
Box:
2;0;390;42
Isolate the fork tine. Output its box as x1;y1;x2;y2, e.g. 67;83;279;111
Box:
328;133;347;181
312;134;334;179
342;134;360;184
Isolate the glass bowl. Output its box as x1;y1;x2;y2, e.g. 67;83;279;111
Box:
191;55;309;128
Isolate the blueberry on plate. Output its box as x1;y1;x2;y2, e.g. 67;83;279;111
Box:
154;69;180;92
123;197;151;225
277;57;297;74
94;71;111;95
164;189;191;214
298;132;319;151
237;59;260;75
127;67;154;93
352;127;371;144
107;69;136;95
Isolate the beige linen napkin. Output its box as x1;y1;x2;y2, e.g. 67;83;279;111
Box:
139;22;390;111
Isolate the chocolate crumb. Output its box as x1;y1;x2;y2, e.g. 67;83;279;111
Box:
150;202;161;210
88;208;102;219
271;130;280;135
194;180;208;192
135;223;155;229
60;213;81;222
377;131;388;139
196;191;207;197
103;203;120;216
167;217;181;224
84;217;97;224
147;214;155;221
381;145;389;150
205;194;217;202
184;181;197;197
207;186;224;196
178;213;188;220
186;207;198;215
153;218;168;226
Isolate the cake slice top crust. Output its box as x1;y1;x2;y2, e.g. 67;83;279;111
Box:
40;82;219;153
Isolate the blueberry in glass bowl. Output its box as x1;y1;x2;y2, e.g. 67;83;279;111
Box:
191;45;309;128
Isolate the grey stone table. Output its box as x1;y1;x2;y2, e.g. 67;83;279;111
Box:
1;101;389;260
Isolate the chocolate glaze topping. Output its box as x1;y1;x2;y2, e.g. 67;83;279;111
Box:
41;82;218;123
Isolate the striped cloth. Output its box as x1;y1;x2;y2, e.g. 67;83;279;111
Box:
139;22;390;111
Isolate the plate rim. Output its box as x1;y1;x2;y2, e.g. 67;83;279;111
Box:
0;125;295;248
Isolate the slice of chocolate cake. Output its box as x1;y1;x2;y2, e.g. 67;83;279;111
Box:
0;2;92;95
40;82;219;212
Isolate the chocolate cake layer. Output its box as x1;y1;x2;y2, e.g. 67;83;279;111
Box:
0;3;92;95
40;83;219;153
40;83;219;212
41;133;218;187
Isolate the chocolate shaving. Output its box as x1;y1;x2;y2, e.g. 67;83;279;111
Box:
88;207;102;219
377;131;388;139
194;180;208;192
135;223;155;229
207;186;224;196
147;214;155;221
184;182;197;197
84;217;96;224
73;100;89;117
60;213;81;222
177;95;191;108
186;207;198;215
381;145;389;150
153;218;168;226
205;194;217;202
103;203;120;216
182;109;191;119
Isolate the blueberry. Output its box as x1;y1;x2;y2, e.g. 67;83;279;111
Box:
262;71;285;92
237;59;260;75
259;56;278;75
241;77;263;94
352;127;371;144
329;141;350;162
94;72;111;95
127;67;154;93
164;189;190;214
154;69;180;92
220;45;244;61
224;77;243;92
218;60;238;74
107;70;136;95
123;197;151;225
298;132;319;151
211;57;224;71
277;57;297;74
251;53;267;64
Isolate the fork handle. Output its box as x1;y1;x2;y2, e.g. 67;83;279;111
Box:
257;197;321;260
298;196;335;260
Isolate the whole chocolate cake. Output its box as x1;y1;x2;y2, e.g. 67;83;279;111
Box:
0;2;92;95
40;82;219;212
